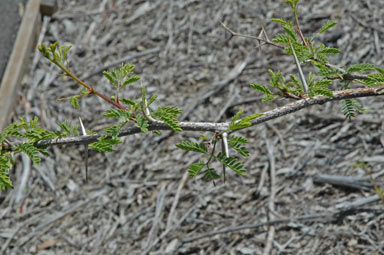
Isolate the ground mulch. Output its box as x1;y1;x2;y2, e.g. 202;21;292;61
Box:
1;1;384;254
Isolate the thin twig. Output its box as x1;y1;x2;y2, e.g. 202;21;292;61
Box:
221;22;284;49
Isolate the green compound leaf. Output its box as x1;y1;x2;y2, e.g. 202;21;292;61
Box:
24;128;58;142
104;124;123;139
311;87;334;98
103;71;116;86
2;117;58;142
316;53;328;64
375;67;384;74
122;75;140;88
156;106;182;115
104;64;139;90
228;136;249;157
37;43;49;59
89;138;122;152
136;114;149;133
176;141;207;154
216;152;247;176
0;153;13;190
120;98;136;106
341;99;367;119
362;73;384;87
273;33;290;44
153;106;182;132
1;123;21;140
317;68;343;77
62;45;72;62
283;25;297;42
347;63;376;73
250;83;273;95
57;121;79;137
18;143;41;165
69;96;80;109
241;113;263;123
318;20;337;33
104;109;131;121
230;109;244;125
262;94;275;103
141;84;147;108
203;168;220;181
289;74;305;92
119;64;135;77
312;79;332;88
341;99;355;119
228;110;263;131
318;47;340;55
147;94;158;107
271;18;293;26
49;42;58;54
188;161;205;177
268;69;282;88
104;109;124;118
286;0;299;9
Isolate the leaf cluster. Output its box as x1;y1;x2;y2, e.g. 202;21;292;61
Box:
85;68;182;153
0;153;13;190
0;117;81;189
152;106;183;132
253;5;382;121
341;98;368;119
38;42;72;69
227;110;262;131
176;112;256;182
103;64;140;92
256;18;341;99
177;134;249;182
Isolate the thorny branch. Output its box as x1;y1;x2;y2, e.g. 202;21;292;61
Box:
16;85;383;149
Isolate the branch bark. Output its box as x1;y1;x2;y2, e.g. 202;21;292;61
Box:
33;86;384;148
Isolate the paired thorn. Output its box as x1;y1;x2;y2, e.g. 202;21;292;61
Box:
220;22;284;49
221;132;229;183
255;26;270;50
78;117;89;181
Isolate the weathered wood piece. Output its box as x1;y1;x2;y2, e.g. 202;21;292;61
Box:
0;0;41;131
